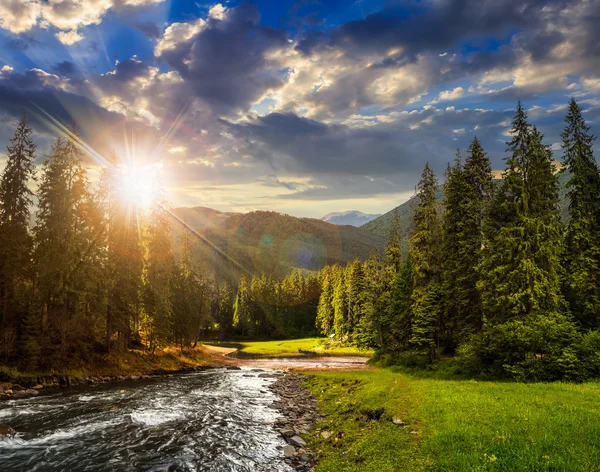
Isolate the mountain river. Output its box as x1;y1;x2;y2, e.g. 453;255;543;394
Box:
0;367;295;472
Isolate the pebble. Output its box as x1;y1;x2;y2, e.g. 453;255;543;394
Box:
268;372;326;472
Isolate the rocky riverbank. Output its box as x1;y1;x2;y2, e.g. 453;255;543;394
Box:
0;364;220;402
268;372;325;472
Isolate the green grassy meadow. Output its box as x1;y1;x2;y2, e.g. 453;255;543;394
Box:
305;369;600;472
204;338;375;357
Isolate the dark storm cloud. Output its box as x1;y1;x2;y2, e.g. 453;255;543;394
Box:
156;3;289;115
225;112;455;177
52;61;81;78
297;0;559;58
134;21;162;39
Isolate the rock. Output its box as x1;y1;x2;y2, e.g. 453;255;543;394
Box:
410;430;419;435
283;445;296;458
279;428;295;437
130;376;140;381
392;417;407;426
33;384;44;390
289;435;307;448
226;366;241;371
3;389;13;395
321;431;332;439
13;389;39;399
11;384;24;391
0;424;16;437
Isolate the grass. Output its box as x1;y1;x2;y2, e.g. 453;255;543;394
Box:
203;338;374;357
304;369;600;471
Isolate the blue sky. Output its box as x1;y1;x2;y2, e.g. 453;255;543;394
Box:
0;0;599;217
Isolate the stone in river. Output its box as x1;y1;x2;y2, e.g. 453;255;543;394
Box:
279;427;295;437
0;424;16;438
283;445;296;458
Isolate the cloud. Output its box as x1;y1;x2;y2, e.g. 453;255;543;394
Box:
155;3;290;115
0;0;166;41
54;30;84;45
0;0;39;34
438;87;464;101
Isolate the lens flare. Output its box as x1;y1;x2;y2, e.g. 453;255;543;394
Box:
120;164;157;208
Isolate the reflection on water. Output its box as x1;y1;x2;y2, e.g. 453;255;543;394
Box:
0;368;293;472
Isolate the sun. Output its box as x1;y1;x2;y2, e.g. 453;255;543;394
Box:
119;164;158;208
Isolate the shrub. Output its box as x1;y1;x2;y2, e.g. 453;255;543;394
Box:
457;313;595;381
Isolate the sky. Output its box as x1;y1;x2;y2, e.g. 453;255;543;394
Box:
0;0;599;218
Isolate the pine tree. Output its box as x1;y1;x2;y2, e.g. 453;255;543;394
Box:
35;129;97;360
478;102;563;323
358;249;386;349
316;265;334;335
561;98;600;329
442;140;493;349
233;275;251;336
0;115;36;331
144;189;175;352
409;162;443;360
99;156;143;351
387;254;413;351
345;257;366;340
332;266;347;339
385;209;403;273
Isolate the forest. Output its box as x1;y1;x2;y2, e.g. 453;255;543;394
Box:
1;98;599;381
313;99;600;381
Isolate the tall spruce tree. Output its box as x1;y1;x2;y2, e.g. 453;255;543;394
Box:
409;162;443;360
0;115;36;331
316;265;334;335
442;140;493;349
35;130;97;360
144;190;175;352
561;98;600;329
478;102;562;323
385;209;403;273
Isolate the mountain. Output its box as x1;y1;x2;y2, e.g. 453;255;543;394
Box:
321;210;381;227
361;171;570;239
169;208;386;281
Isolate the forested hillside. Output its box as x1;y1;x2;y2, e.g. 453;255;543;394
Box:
361;168;570;238
171;209;386;280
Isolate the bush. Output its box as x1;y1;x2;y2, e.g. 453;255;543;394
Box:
457;313;597;381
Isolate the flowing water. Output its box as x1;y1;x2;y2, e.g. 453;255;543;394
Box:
0;367;295;472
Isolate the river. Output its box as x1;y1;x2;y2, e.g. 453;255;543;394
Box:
0;367;295;472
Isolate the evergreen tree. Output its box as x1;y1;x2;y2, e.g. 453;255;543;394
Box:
358;249;386;349
561;98;600;329
34;130;97;360
385;209;403;273
345;258;366;340
478;102;563;323
144;190;175;352
332;267;347;339
409;163;443;360
442;140;493;349
0;115;36;331
99;155;143;351
316;265;334;335
387;254;413;352
233;275;251;336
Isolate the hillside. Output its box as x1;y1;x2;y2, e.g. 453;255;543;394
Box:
169;208;386;280
321;210;381;227
362;172;570;238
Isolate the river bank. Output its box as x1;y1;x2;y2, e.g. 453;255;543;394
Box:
0;346;227;402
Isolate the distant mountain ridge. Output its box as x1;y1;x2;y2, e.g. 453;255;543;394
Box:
321;210;381;227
